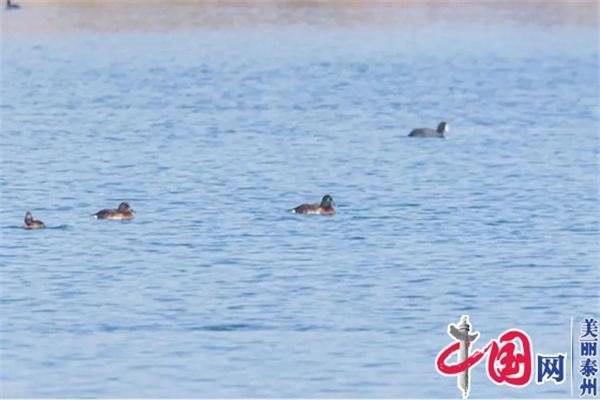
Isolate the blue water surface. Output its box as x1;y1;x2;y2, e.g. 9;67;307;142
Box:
1;2;599;398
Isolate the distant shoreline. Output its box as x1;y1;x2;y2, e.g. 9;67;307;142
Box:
3;0;598;36
8;0;600;5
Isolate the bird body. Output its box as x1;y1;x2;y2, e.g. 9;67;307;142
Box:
24;211;45;229
409;121;449;138
93;202;135;220
290;195;336;215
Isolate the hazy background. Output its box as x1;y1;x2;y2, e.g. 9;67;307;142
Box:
1;1;599;398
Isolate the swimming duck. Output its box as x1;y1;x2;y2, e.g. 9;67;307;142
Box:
409;121;449;138
290;194;336;215
5;0;20;10
24;211;45;229
93;202;135;220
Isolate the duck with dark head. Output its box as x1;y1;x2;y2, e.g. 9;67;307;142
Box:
6;0;20;10
24;211;45;229
409;121;449;138
290;194;336;215
93;202;135;220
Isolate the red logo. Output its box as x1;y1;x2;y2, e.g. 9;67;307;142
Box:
435;316;533;398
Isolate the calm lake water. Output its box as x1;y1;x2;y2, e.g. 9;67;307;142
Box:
1;2;599;398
